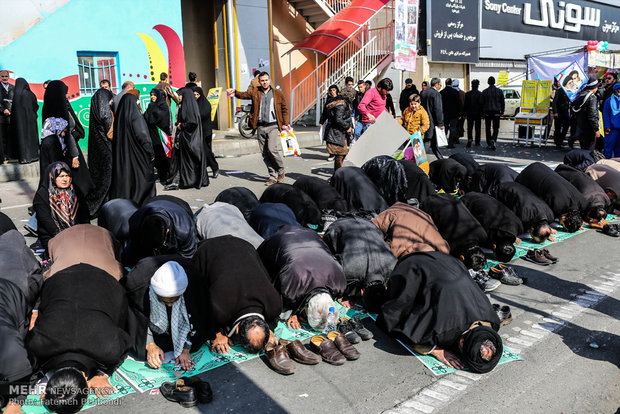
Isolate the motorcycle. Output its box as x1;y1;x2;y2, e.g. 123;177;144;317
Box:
235;103;255;138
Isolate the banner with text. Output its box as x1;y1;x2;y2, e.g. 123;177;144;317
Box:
395;0;418;71
428;0;480;64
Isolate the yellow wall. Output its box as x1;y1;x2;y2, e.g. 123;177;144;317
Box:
271;0;320;101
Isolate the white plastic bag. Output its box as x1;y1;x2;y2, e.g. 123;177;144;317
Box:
281;129;301;156
435;126;448;148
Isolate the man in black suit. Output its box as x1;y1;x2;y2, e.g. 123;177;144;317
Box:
464;79;483;147
0;70;14;162
440;78;463;148
420;77;444;159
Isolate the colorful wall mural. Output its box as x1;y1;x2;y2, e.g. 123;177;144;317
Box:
0;0;185;150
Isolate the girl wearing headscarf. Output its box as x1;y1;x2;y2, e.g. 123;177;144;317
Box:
32;161;89;256
602;83;620;158
7;78;39;164
164;88;208;190
42;80;93;196
38;117;69;186
192;86;219;178
144;88;172;184
323;85;355;172
109;93;156;205
86;86;114;216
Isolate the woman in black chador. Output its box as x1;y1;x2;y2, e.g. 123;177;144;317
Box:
109;93;156;205
144;88;172;184
193;86;219;178
7;78;39;164
86;87;114;215
164;88;208;190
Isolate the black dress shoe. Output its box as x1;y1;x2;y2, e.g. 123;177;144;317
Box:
179;376;213;404
212;169;219;179
160;380;198;408
349;316;373;340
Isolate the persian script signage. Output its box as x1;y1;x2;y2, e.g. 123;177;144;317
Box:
428;0;480;64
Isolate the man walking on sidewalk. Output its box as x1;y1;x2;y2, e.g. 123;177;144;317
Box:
481;76;504;151
228;72;290;185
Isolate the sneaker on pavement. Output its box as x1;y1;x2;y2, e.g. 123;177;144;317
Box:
337;318;362;344
349;316;374;341
472;270;501;292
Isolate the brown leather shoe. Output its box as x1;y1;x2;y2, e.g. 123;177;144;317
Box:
280;338;321;365
265;178;277;186
310;335;345;365
277;172;285;182
265;343;296;375
327;331;360;360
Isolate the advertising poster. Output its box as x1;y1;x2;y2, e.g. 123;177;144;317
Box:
520;80;537;109
427;0;480;63
555;62;587;102
207;87;222;121
394;0;418;72
535;80;552;110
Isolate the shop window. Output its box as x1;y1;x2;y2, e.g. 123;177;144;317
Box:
77;52;120;95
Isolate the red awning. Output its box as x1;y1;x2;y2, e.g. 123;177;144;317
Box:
290;0;390;56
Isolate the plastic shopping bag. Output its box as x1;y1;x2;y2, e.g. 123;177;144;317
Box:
281;129;301;156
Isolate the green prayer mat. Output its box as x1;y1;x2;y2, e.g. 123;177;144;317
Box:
21;371;135;413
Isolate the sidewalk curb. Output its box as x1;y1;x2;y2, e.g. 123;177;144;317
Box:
0;131;322;182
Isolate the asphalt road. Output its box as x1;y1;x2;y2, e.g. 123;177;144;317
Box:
1;122;619;414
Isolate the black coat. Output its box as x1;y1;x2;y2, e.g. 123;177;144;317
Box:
26;264;131;376
330;166;388;213
469;163;518;194
322;217;396;298
377;252;500;347
324;98;351;147
440;86;462;121
461;192;524;244
420;88;444;131
420;194;488;255
449;152;479;177
87;88;115;215
0;230;41;305
192;236;282;335
515;162;587;217
572;89;599;132
399;86;419;112
258;226;346;311
260;183;322;229
491;181;555;229
398;160;436;203
7;78;39;163
428;159;467;193
293;175;348;211
215;187;260;221
249;203;301;239
0;82;14;123
123;255;209;359
144;88;172;184
555;164;610;211
563;149;598;171
464;89;483;117
481;85;505;115
109;93;156;205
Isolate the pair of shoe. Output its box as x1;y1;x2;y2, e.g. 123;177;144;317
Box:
160;376;213;408
337;317;373;344
265;339;321;375
470;269;501;292
163;183;179;191
523;248;558;265
310;331;360;365
489;264;524;285
601;224;620;237
492;304;513;326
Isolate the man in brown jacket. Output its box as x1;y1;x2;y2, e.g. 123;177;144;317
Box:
372;202;450;258
227;72;290;185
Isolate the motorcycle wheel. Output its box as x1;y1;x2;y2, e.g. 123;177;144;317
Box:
239;113;255;138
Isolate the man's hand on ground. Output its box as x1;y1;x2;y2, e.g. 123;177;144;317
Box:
176;349;195;371
88;374;114;398
287;314;301;330
211;332;231;354
431;348;464;369
146;342;165;368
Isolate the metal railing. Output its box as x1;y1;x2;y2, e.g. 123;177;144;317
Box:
322;0;351;14
290;21;394;123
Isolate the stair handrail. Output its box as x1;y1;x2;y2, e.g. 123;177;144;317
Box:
321;0;352;14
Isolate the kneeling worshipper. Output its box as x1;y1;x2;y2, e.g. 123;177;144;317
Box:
377;251;503;373
43;224;123;281
192;236;282;357
33;162;90;257
145;194;194;218
491;182;557;243
260;183;322;230
449;152;480;179
428;158;467;194
98;198;139;250
468;163;517;194
0;231;41;412
596;157;620;172
249;203;301;239
26;263;131;414
195;202;264;248
258;225;346;330
330;166;388;213
214;187;260;221
125;259;208;371
322;216;397;310
563;149;605;171
461;192;524;263
123;198;198;266
293;175;349;212
144;88;173;184
398;160;436;204
420;194;488;271
555;164;610;223
515;162;587;232
109;92;156;205
361;155;408;205
586;163;620;211
371;202;450;259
